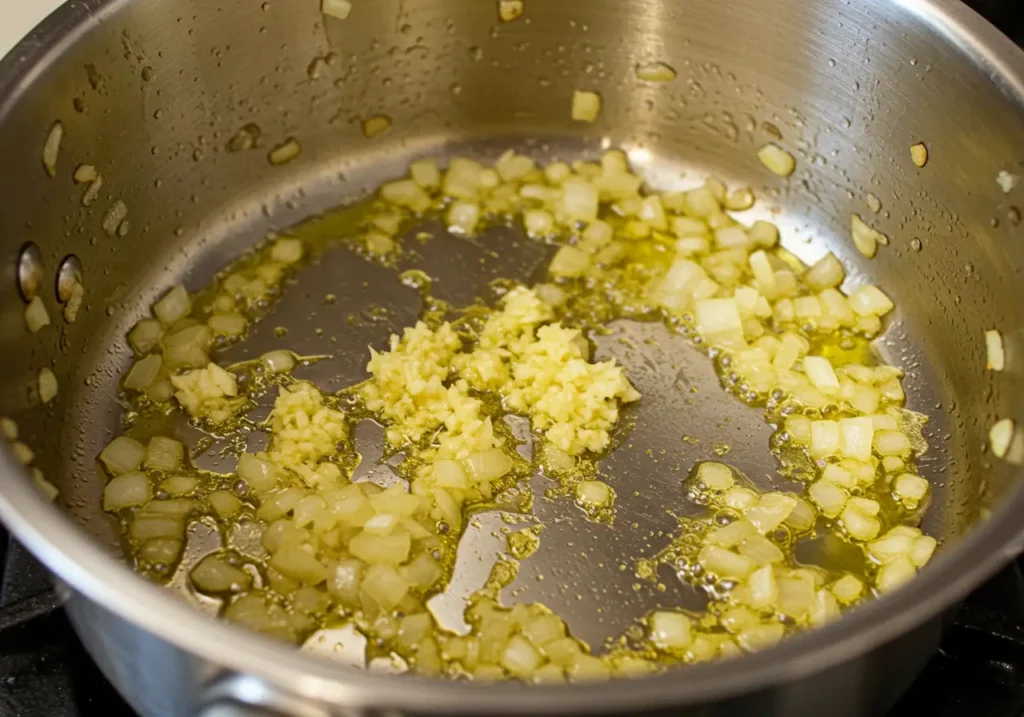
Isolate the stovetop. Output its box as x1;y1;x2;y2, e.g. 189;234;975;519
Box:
1;0;1023;715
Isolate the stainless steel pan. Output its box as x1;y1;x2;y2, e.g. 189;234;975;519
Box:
1;0;1023;715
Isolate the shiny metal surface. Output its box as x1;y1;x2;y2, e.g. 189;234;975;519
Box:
0;0;1023;715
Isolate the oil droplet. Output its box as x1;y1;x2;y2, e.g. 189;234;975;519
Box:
712;442;730;456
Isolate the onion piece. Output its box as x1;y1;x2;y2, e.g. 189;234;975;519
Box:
129;319;164;355
575;480;613;509
498;0;524;22
635;61;677;82
989;418;1015;459
191;554;252;593
986;329;1005;371
268;138;302;166
261;350;296;373
146;436;184;472
209;489;242;518
37;368;58;405
757;143;795;177
876;555;916;593
464;449;513;482
909;143;928;168
42;121;63;177
571;90;602;123
361;563;409;609
648;610;691;650
850;214;887;258
25;297;51;334
321;0;352;19
362;115;392;139
153;285;192;325
103;471;152;511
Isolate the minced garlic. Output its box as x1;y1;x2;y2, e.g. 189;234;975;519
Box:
170;363;243;422
266;381;347;486
361;321;462;446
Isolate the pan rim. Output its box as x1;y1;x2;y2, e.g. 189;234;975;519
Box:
2;0;1024;712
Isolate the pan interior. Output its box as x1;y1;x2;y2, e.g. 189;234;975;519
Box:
57;135;958;659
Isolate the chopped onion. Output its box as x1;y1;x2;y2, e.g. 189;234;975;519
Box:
698;544;756;579
0;417;17;442
433;459;470;489
103;471;152;511
25;297;51;334
146;436;184;472
349;530;411;565
191;554;252;593
327;558;364;606
42;121;63;177
894;473;929;502
748;221;779;248
635;61;677;82
129;318;164;355
321;0;352;19
848;285;894;317
706;518;756;548
737;623;785;652
809;480;848;518
38;368;58;404
447;200;481;234
31;474;59;504
161;475;197;496
830;574;864;604
153;285;192;325
208;312;247;337
234;452;276;493
139;538;182;563
648;610;691;650
571;90;602;123
876;555;916;593
464;449;513;483
575;480;613;509
909;143;928;168
73;164;97;183
757;143;795;177
381;179;431;213
260;350;296;373
100;436;146;475
498;0;524;22
268;138;302;166
910;535;937;567
841;504;881;541
568;655;611;682
744;493;797;534
804;253;844;290
850;214;887;258
270;543;328;585
986;330;1005;371
209;489;242;518
361;563;409;609
362;115;392;139
501;635;543;676
989;418;1015;459
746;565;778;609
256;486;306;521
12;442;34;465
